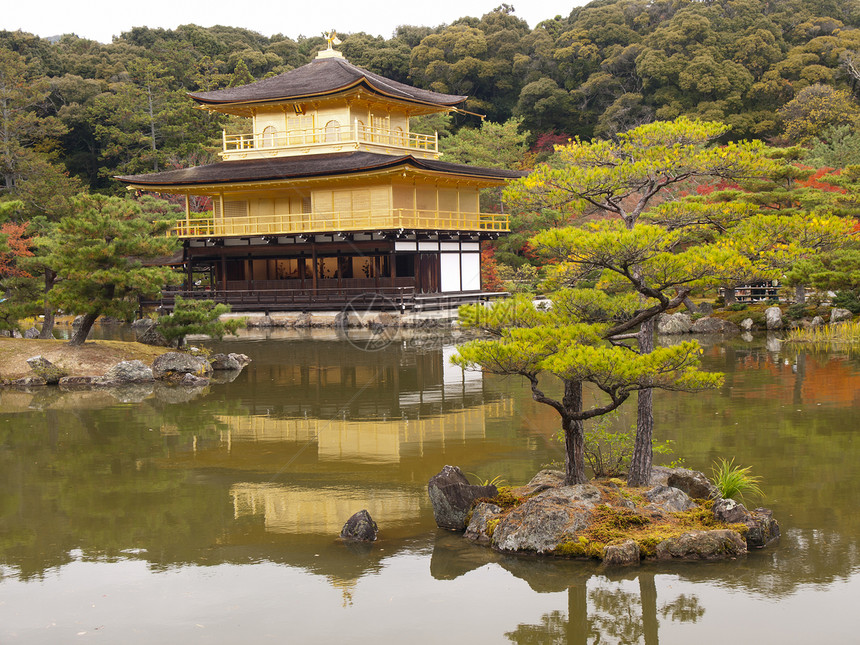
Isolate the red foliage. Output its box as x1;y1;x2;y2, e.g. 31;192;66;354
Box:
0;222;34;279
480;245;504;292
532;132;572;154
796;166;844;193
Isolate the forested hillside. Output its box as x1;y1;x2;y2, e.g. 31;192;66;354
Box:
2;0;860;193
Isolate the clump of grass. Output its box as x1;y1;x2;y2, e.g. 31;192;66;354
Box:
468;472;506;487
786;321;860;348
710;458;763;503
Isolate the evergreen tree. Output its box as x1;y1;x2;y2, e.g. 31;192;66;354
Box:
38;194;179;346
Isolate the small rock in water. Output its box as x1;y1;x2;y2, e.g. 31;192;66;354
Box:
340;510;378;542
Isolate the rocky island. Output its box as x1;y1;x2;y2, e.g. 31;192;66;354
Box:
429;465;779;564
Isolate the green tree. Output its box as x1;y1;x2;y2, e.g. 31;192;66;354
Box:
455;287;721;485
157;296;245;348
778;84;860;144
0;49;66;191
503;117;773;485
38;194;180;346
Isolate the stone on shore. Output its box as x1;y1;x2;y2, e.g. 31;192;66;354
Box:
340;510;378;542
690;317;739;334
135;320;170;347
428;465;498;530
26;356;67;384
657;312;693;335
447;465;779;563
603;540;640;566
666;468;721;500
101;360;155;384
655;529;747;560
765;306;783;330
509;469;566;498
490;486;599;554
712;498;780;548
830;308;852;323
644;485;696;513
464;502;503;544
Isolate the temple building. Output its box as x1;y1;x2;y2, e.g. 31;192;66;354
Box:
117;40;519;311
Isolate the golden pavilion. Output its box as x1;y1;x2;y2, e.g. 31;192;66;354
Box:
117;40;518;311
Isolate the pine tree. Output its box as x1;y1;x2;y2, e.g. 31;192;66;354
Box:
39;194;180;346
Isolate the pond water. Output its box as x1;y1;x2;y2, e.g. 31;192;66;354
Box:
1;329;859;644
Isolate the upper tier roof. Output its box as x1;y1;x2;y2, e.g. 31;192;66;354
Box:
116;151;524;187
189;56;467;107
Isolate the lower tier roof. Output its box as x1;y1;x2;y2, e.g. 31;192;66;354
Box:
116;152;524;189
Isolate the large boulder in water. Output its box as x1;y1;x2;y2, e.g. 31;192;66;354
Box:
208;353;241;371
428;465;497;530
151;352;212;380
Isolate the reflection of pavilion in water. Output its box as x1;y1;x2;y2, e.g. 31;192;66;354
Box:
221;342;512;535
238;342;494;418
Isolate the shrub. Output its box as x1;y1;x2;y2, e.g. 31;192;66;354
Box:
157;297;245;348
833;291;860;314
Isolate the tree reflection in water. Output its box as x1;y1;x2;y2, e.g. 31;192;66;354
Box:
506;573;704;644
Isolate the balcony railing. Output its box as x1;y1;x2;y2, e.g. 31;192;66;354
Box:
223;122;438;155
171;209;509;238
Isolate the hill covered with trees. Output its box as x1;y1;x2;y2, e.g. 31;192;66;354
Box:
2;0;860;193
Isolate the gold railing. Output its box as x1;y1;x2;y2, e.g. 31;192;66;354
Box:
171;209;509;238
223;122;438;154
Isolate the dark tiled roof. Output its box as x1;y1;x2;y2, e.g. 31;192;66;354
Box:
189;57;466;107
116;152;524;187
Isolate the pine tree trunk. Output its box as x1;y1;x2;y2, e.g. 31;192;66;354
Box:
68;312;98;347
795;283;806;304
563;380;587;485
723;286;737;305
37;269;56;339
628;317;655;486
683;294;698;314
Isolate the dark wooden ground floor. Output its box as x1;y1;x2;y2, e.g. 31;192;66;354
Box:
147;232;504;311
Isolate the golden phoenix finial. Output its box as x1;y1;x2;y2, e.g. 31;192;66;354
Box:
323;30;342;50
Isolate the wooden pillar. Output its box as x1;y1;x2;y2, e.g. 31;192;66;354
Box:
390;246;396;288
220;252;227;292
374;255;379;290
185;245;193;291
336;249;342;289
311;243;318;293
300;252;305;291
